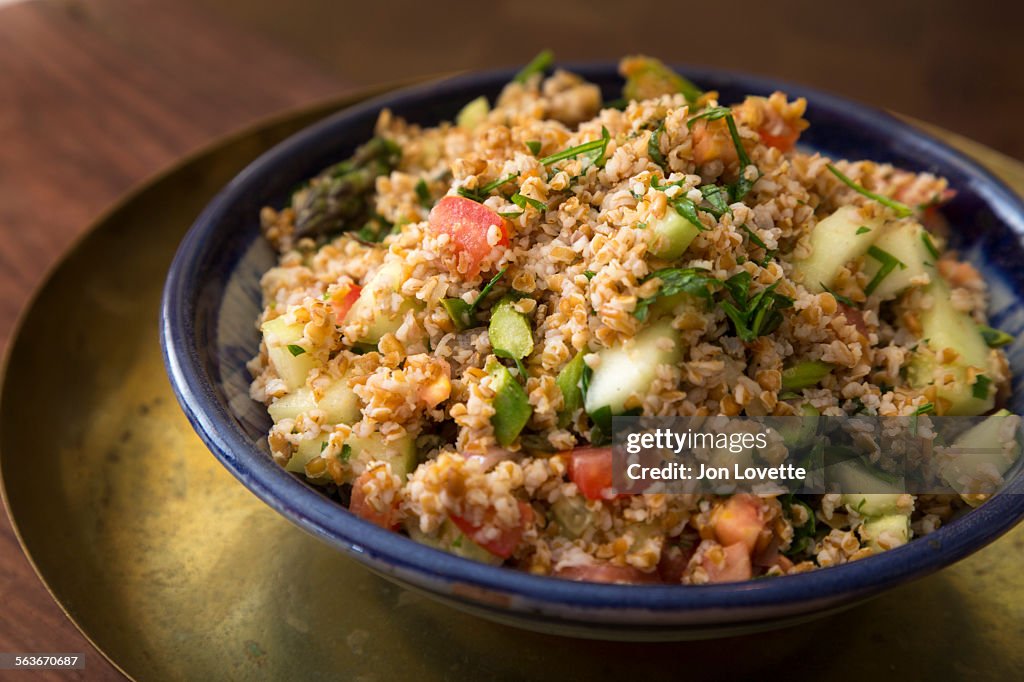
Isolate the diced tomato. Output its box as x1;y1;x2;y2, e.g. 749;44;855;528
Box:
556;563;660;584
428;195;509;277
711;494;765;554
701;542;753;583
449;500;533;559
564;447;615;501
331;284;362;324
758;126;800;152
349;468;399;529
838;302;869;337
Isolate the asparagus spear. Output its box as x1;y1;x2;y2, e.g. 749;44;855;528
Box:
293;137;401;240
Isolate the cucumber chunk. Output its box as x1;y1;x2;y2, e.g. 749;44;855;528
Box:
828;459;909;518
860;221;933;300
345;261;423;345
489;297;534;360
349;432;418;480
860;514;911;552
583;322;682;416
456;96;490;130
909;277;995;415
781;360;832;391
268;378;360;425
405;518;503;565
647;210;700;260
551;495;595;539
940;410;1021;504
487;360;533;447
262;316;318;391
556;351;586;428
285;436;331;482
793;205;883;293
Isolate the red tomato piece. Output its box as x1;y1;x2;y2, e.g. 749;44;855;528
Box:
702;542;753;583
449;500;532;559
565;447;615;501
556;563;660;584
332;284;362;324
349;468;398;529
711;494;765;554
758;126;801;152
428;195;509;276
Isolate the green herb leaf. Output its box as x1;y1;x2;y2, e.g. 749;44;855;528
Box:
686;107;731;128
511;192;547;212
724;114;757;201
339;444;352;462
972;375;992;400
472;267;508;314
719;273;793;342
634;267;718;322
286;344;306;357
864;245;907;296
526;140;542;155
648;120;668;170
979;325;1013;348
781;494;818;559
452;534;464;548
513;49;554;84
699;184;730;218
583;270;597;280
320;441;328;452
498;210;524;219
855;225;872;235
825;164;913;217
415;178;432;208
457;173;520;202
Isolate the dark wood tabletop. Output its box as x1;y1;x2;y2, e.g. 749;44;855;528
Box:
1;1;1022;678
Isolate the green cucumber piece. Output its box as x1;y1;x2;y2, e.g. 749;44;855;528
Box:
551;495;595;539
583;321;682;416
859;514;911;552
489;297;534;360
456;96;490;130
345;261;424;345
793;205;884;293
781;360;833;391
556;351;586;428
268;378;360;425
940;410;1021;504
348;432;417;481
487;360;533;447
262;316;318;391
829;459;907;518
647;210;700;260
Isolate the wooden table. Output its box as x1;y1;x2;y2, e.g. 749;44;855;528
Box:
1;1;1022;679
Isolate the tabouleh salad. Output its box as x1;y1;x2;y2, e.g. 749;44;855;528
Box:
248;53;1016;584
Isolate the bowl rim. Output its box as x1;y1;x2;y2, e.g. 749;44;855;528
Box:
161;62;1024;616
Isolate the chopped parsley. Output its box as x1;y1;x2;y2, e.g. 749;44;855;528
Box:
686;107;759;201
633;267;717;322
513;49;554;84
583;270;597;280
286;344;306;357
855;225;872;235
720;272;793;342
820;282;855;307
320;441;328;452
457;172;520;202
825;164;913;217
972;375;992;400
979;324;1014;348
864;246;907;296
781;494;818;558
648;120;668;170
699;184;731;218
414;178;432;208
339;444;352;463
739;223;775;265
526;140;542;155
921;231;940;260
911;402;935;416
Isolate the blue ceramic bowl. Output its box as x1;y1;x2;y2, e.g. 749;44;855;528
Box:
161;64;1024;640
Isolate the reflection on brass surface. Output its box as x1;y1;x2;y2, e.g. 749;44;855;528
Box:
2;95;1024;680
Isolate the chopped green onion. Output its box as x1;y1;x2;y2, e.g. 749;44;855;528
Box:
739;223;769;251
511;192;547;211
513;49;554;84
339;444;352;462
972;375;992;400
979;324;1013;348
472;267;508;313
415;179;432;208
911;403;935;416
820;283;855;307
864;245;907;296
526;140;542;155
686;106;731;128
286;344;306;357
781;360;833;391
856;225;872;235
724;114;757;201
539;129;610;166
825;164;913;217
921;231;940;260
583;270;597;280
458;173;520;202
320;441;328;452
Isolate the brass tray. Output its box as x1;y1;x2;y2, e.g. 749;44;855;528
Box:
2;90;1023;680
